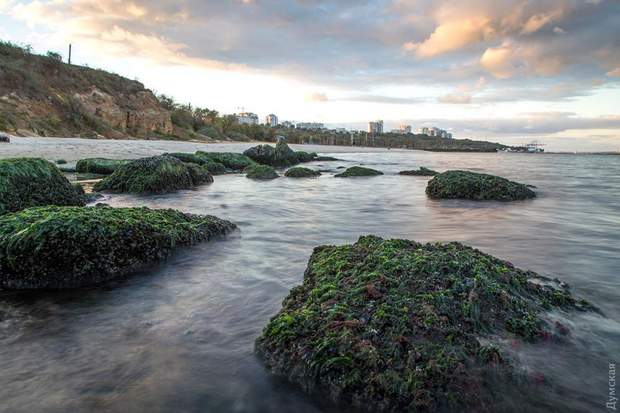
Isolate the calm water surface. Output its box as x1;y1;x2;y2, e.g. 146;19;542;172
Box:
1;137;619;413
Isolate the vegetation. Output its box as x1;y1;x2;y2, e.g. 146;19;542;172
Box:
399;167;438;176
335;166;384;177
195;152;256;171
94;155;213;194
0;205;236;289
76;158;130;175
0;158;85;215
426;171;536;201
284;167;321;178
244;164;279;180
256;235;593;412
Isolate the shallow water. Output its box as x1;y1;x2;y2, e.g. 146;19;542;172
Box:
1;137;619;412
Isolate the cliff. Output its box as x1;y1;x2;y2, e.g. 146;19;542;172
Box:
0;41;174;139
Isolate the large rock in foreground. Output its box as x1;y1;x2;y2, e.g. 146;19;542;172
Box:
244;141;304;167
94;155;212;193
256;236;591;412
335;166;383;177
0;206;236;289
426;170;536;201
76;158;130;175
0;158;85;215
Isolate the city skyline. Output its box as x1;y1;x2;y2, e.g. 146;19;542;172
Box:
1;0;619;151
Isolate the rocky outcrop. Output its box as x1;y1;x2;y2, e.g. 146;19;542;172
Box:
0;205;236;289
426;170;536;201
256;235;593;412
0;158;85;215
243;141;303;167
94;155;213;193
244;164;279;180
335;166;383;177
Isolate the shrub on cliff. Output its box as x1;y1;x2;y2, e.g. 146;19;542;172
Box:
244;164;279;180
426;170;536;201
94;155;212;194
76;158;130;175
284;167;321;178
334;166;383;177
256;235;592;412
0;205;236;289
0;158;85;215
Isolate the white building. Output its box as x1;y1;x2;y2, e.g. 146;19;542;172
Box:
265;114;278;127
368;120;384;134
399;124;412;134
417;126;452;138
296;122;324;130
236;112;259;125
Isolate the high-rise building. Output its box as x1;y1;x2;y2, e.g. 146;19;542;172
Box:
368;120;384;134
236;112;259;125
399;124;412;134
265;114;278;127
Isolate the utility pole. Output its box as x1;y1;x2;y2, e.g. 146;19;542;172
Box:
68;44;72;65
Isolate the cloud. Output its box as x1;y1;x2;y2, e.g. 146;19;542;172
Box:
438;93;472;104
305;92;328;102
608;67;620;77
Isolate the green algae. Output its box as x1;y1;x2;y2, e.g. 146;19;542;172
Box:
0;205;236;289
164;152;206;165
285;167;321;178
335;166;384;177
0;158;85;215
256;236;591;412
195;151;256;171
295;151;318;163
75;158;130;175
243;141;304;167
399;167;438;176
426;170;536;201
94;155;213;194
244;164;279;180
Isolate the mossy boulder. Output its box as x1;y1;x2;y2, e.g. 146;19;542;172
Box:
195;151;256;171
335;166;383;177
0;206;236;289
256;236;592;412
244;164;279;180
244;141;300;167
426;170;536;201
285;167;321;178
164;152;206;165
76;158;130;175
295;151;318;163
0;158;85;215
94;155;213;194
399;167;438;176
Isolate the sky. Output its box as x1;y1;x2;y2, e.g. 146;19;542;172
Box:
1;0;619;151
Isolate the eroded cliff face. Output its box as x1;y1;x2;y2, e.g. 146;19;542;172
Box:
0;43;174;139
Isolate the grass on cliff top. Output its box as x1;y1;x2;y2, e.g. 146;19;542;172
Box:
76;158;130;175
0;205;236;289
94;155;212;194
256;235;592;412
0;157;85;215
426;170;536;201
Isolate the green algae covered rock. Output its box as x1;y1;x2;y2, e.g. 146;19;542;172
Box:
0;158;85;215
164;152;206;165
285;167;321;178
295;151;318;163
0;205;236;289
335;166;383;177
245;164;279;180
195;151;256;171
76;158;130;175
94;155;212;194
244;140;301;167
399;167;438;176
426;170;536;201
256;235;592;412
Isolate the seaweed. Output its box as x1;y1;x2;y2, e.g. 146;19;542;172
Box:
426;171;536;201
335;166;383;177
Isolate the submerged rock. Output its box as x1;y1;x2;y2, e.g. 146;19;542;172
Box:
55;159;67;165
244;164;279;180
94;155;213;194
256;235;592;412
426;170;536;201
315;156;340;161
0;158;85;215
0;206;236;289
285;167;321;178
244;141;301;167
335;166;383;177
76;158;130;175
195;151;256;171
399;167;438;176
